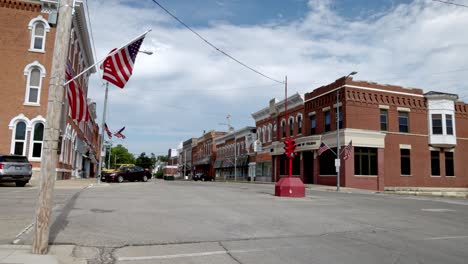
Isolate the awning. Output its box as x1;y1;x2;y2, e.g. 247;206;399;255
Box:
213;160;223;169
194;156;211;166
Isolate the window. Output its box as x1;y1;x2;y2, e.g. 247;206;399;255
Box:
319;148;336;175
30;123;44;159
32;23;45;50
445;152;454;176
28;17;50;52
310;114;316;135
430;151;440;176
336;107;343;129
400;149;411;175
268;124;272;142
282;120;286;138
324;110;331;132
380;109;388;131
289;118;294;136
13;122;27;156
354;148;378;175
431;114;442;135
297;115;302;134
446;115;453;135
262;127;266;143
26;68;42;104
398;111;409;133
24;62;45;105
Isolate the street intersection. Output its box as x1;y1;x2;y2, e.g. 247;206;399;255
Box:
1;180;467;263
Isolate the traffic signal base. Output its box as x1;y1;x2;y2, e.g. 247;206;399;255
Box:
274;177;306;197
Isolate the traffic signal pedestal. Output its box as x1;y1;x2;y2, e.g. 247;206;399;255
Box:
275;177;305;197
275;138;306;197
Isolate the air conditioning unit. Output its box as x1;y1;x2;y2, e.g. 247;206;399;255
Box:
48;11;58;26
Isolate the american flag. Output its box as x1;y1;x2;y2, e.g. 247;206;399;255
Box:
65;62;89;122
104;123;113;139
342;140;353;160
317;142;330;156
102;36;145;88
114;126;126;139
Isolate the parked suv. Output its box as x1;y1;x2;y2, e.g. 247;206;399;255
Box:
0;155;32;187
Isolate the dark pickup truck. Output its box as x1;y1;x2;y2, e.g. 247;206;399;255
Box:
0;155;32;187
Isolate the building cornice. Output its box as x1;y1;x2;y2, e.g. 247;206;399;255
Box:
0;0;41;12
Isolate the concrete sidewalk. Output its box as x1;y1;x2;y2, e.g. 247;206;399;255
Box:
0;244;85;264
28;178;109;189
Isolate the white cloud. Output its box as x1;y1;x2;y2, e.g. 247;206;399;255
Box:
87;0;468;154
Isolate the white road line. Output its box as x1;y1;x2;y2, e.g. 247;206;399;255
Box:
13;222;34;244
117;245;302;261
424;235;468;240
118;250;228;261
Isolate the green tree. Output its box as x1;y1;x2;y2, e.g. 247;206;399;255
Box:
135;152;153;169
157;155;169;162
109;144;135;168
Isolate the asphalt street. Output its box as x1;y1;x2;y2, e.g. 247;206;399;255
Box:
1;180;468;263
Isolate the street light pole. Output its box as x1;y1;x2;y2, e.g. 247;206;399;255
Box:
336;71;357;192
234;136;237;182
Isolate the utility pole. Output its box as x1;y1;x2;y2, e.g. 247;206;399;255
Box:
32;0;74;254
336;90;341;192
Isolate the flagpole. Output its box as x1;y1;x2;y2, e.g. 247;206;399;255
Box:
97;82;109;184
64;29;152;86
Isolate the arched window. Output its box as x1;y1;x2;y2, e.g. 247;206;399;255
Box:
13;122;27;155
268;124;272;142
297;114;303;134
24;61;46;105
28;16;50;52
289;117;294;136
282;120;286;138
262;126;266;143
30;123;44;159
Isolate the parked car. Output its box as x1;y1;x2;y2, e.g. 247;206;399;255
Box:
192;173;215;182
101;165;152;183
0;155;32;187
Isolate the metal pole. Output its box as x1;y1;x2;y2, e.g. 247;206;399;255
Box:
107;142;112;169
96;82;109;184
234;136;237;182
336;90;341;191
184;150;186;179
32;0;74;254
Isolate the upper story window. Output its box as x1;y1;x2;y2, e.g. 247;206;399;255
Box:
380;109;388;131
282;120;286;138
297;115;302;134
431;114;443;135
289;118;294;136
268;124;272;142
324;110;331;132
446;115;453;135
24;61;46;106
310;114;316;135
28;16;50;52
262;126;266;143
398;111;409;133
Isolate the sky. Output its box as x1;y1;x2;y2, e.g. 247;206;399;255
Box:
85;0;468;156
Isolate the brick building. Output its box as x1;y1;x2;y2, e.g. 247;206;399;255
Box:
251;93;305;182
192;130;226;178
214;127;256;180
252;76;468;191
178;138;197;179
0;0;100;180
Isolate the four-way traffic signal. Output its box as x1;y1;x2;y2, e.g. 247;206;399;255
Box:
283;138;297;158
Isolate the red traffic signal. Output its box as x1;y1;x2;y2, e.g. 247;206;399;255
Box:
283;138;297;158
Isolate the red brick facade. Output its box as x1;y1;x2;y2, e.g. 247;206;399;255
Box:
0;0;100;180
